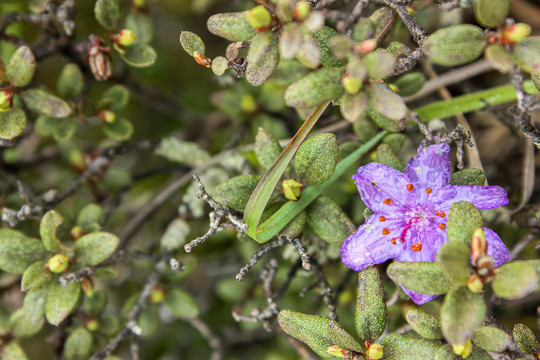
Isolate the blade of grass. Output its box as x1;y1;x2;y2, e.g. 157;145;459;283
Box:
243;101;330;240
255;131;387;243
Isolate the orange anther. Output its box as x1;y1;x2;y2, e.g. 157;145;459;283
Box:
406;184;414;191
379;216;386;222
391;238;397;244
411;242;422;251
434;211;440;216
439;212;446;217
425;188;432;194
383;198;394;205
439;223;446;230
382;228;390;235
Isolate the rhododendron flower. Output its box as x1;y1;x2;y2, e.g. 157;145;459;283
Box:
340;143;510;304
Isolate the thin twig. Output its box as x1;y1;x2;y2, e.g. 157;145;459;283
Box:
186;317;223;360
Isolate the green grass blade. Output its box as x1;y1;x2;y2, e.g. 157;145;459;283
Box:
243;101;330;240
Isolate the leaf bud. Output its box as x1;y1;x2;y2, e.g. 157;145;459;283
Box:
71;225;86;240
246;5;272;32
149;285;166;303
47;254;69;273
342;74;362;95
366;342;384;360
114;29;137;47
293;1;310;21
0;89;13;112
282;178;304;201
452;339;473;359
475;255;494;275
81;277;94;297
501;23;531;45
194;51;212;67
471;227;487;261
326;345;350;357
98;109;116;123
467;273;484;293
87;35;111;81
240;94;257;113
86;317;100;331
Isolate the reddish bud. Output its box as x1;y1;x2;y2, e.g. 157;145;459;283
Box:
0;89;13;112
467;273;484;293
149;285;166;303
293;1;311;21
71;225;85;240
282;178;304;201
98;109;116;123
87;35;111;81
114;29;137;47
86;317;100;331
501;23;531;45
47;254;69;273
194;51;212;67
326;345;350;357
246;5;273;32
366;343;384;360
357;39;377;54
81;277;94;297
471;227;487;261
342;74;363;95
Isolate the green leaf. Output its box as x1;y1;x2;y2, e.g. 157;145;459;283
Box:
160;218;190;251
9;289;47;337
492;261;539;300
472;326;512;352
213;175;262;212
0;106;27;140
57;64;84;98
164;288;200;319
77;203;103;233
138;305;159;336
513;323;539;355
84;290;108;317
120;43;157;67
367;82;407;123
98;85;130;111
424;25;486;66
52;117;77;141
249;131;386;243
387;262;452;295
0;229;47;274
406;309;443;340
437;241;472;286
381;334;443;360
434;344;460;360
340;92;368;122
363;49;396;79
255;127;282;171
102;117;134;141
306;195;355;246
94;0;120;29
474;0;510;28
40;210;70;252
355;266;387;343
179;31;205;56
375;143;404;171
21;261;54;292
246;32;279;87
440;287;486;344
74;232;119;266
2;342;29;360
295;133;339;185
313;26;346;67
284;68;345;108
21;89;72;118
447;201;483;244
278;310;362;359
514;36;540;73
45;281;82;326
207;11;256;42
449;169;485;185
155;137;211;167
243;102;329;241
126;12;154;43
64;327;93;359
395;72;425;97
6;46;35;87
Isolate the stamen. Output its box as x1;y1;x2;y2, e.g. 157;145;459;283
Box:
439;223;446;230
398;217;419;244
439;212;446;217
379;216;386;222
383;198;394;206
434;210;440;216
391;237;404;245
425;188;432;194
406;184;414;191
382;228;390;235
411;242;422;251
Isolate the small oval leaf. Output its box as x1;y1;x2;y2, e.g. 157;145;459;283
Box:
74;232;119;266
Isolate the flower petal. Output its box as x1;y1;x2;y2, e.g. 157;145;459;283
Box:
340;215;405;272
400;286;438;305
353;162;417;214
395;222;446;263
484;227;510;267
431;184;509;210
403;143;451;203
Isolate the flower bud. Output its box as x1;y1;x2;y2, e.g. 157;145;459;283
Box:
98;109;116;123
282;178;304;201
467;273;484;293
356;39;377;54
293;1;310;20
87;35;111;81
81;277;94;297
193;51;212;67
452;339;473;359
0;90;13;112
501;23;531;45
475;255;494;276
246;5;272;32
471;227;487;261
47;254;69;273
86;317;100;331
326;345;350;357
71;225;85;240
366;343;384;360
342;74;362;95
149;285;166;303
115;29;137;47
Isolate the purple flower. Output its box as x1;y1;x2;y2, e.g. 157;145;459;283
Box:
340;143;510;305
